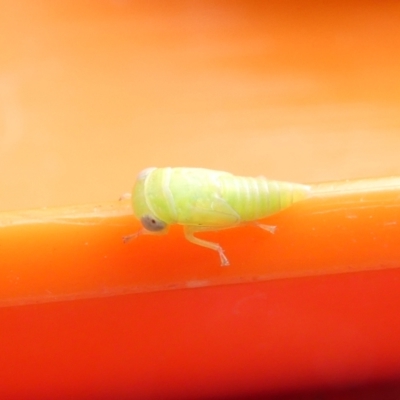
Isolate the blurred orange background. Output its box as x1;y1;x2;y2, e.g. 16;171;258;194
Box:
1;1;400;211
2;1;400;399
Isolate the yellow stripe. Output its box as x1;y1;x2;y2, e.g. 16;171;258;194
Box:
162;168;178;222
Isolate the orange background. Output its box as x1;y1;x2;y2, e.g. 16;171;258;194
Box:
1;1;400;399
1;1;400;210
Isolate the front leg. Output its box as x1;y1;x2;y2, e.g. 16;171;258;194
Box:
123;226;169;243
184;226;230;267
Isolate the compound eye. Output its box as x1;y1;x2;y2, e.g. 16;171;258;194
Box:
140;215;167;232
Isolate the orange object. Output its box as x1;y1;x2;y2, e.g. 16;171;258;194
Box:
1;177;400;306
1;177;400;398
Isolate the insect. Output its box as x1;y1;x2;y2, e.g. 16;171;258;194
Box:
123;167;311;266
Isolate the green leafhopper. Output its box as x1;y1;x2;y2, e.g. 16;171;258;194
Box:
124;167;310;266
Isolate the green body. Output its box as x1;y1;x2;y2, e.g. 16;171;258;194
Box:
132;167;310;229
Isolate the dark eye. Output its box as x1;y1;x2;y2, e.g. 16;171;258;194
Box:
141;215;167;232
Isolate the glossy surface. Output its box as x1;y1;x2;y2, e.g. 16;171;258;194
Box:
1;177;400;306
2;269;400;399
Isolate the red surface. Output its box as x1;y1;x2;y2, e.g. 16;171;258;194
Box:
2;269;400;399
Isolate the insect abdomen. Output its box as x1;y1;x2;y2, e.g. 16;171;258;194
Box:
220;175;311;221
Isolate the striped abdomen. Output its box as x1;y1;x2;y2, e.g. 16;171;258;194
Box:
219;175;311;222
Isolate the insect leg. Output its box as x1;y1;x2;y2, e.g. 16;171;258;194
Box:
123;227;168;243
184;226;230;267
122;231;141;243
254;222;277;234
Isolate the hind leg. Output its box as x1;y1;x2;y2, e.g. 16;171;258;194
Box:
254;222;277;234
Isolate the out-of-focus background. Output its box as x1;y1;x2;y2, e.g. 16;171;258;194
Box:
1;0;400;211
